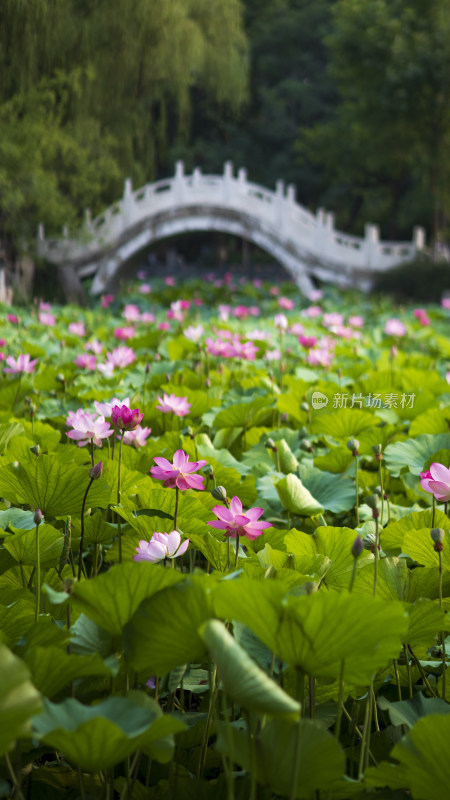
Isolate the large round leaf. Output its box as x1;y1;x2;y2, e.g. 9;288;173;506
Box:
276;474;324;516
0;643;42;756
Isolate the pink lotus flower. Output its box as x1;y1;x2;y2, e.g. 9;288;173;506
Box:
218;304;231;321
150;449;207;490
85;340;104;355
384;318;406;337
39;301;52;311
4;354;38;374
301;305;322;318
414;308;430;326
74;354;97;370
158;322;171;331
134;530;189;563
184;324;204;342
111;405;144;431
122;424;152;447
348;315;364;328
101;294;114;308
106;346;136;369
309;289;323;302
94;397;130;417
69;322;85;337
193;298;203;306
270;286;280;296
39;312;56;326
441;298;450;310
136;270;147;280
253;278;263;288
165;276;176;286
139;283;152;294
265;348;282;361
156;393;192;417
323;312;344;327
299;335;317;349
446;371;450;384
141;312;155;323
233;305;250;319
208;496;271;541
0;339;6;347
420;463;450;502
7;314;18;324
123;304;140;322
0;353;5;362
307;348;333;367
289;322;304;336
248;306;260;317
114;326;135;340
66;410;114;447
278;297;294;310
274;314;288;331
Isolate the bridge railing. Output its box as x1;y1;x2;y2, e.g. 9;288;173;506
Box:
37;160;424;274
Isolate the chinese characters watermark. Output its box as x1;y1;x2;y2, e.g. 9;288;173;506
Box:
311;391;416;411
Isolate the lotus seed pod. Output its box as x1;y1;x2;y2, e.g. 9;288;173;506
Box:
430;528;445;543
364;494;380;510
211;485;227;501
299;438;313;453
56;373;65;383
265;438;277;451
29;444;41;456
434;541;444;552
346;438;359;455
373;486;383;496
33;508;43;526
300;402;310;412
89;461;103;480
351;535;364;558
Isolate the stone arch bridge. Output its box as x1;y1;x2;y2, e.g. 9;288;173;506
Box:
37;161;425;299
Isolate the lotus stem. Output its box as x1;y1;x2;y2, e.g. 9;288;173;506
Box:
78;477;94;581
117;436;123;563
289;668;304;800
174;485;179;529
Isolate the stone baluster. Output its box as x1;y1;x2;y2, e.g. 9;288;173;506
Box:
275;180;285;232
413;226;426;251
364;223;380;268
223;161;233;204
121;179;134;229
174;161;185;203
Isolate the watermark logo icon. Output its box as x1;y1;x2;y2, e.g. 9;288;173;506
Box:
312;391;329;410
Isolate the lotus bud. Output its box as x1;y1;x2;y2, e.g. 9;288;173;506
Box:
212;485;227;502
351;535;364;558
372;443;383;461
431;528;445;543
165;373;170;383
300;402;310;413
33;508;43;526
362;532;375;550
154;353;161;361
364;494;380;510
373;486;383;497
347;438;359;456
89;461;103;480
281;412;289;423
389;345;398;360
30;444;41;457
205;377;211;389
145;363;151;374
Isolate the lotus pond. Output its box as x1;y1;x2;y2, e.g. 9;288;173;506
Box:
1;274;450;800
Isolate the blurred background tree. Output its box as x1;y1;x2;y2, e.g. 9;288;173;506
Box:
0;0;449;283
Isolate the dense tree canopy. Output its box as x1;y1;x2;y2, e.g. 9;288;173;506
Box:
0;0;448;276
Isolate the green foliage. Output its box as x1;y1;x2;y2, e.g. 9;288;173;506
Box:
0;643;42;756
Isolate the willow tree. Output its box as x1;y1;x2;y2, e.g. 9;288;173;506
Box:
0;0;248;269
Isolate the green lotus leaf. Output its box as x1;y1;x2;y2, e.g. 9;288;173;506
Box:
0;643;42;756
276;474;324;516
383;433;450;477
3;523;63;566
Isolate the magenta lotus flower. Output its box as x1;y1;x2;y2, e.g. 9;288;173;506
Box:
298;335;317;349
208;496;271;541
141;312;155;323
39;312;56;326
85;340;104;355
66;410;114;447
384;318;406;337
122;424;152;447
105;346;136;369
4;354;38;374
101;294;114;308
114;327;135;340
111;404;144;431
134;531;189;563
7;314;18;324
156;393;192;417
150;449;207;490
420;463;450;502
